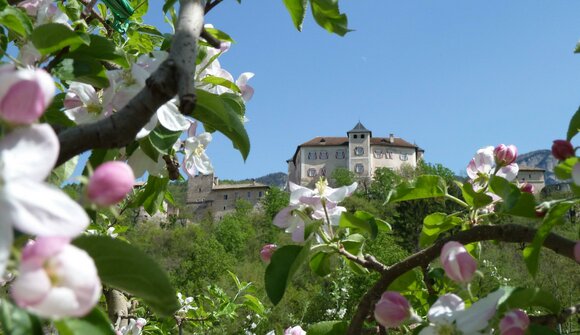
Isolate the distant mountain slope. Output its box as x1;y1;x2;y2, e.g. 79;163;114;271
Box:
256;172;288;188
516;149;559;185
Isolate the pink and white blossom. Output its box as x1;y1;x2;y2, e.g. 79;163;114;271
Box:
273;205;307;242
116;317;147;335
519;183;534;194
440;241;477;284
374;291;415;328
284;325;306;335
0;65;55;125
87;161;135;206
260;244;277;262
466;146;519;186
0;125;89;276
419;289;505;335
494;144;518;166
11;237;101;319
499;309;529;335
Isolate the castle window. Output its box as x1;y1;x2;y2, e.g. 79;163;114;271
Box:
353;134;358;139
399;153;408;161
319;151;328;159
361;134;365;139
320;167;326;176
224;194;228;200
307;168;317;177
386;151;393;159
308;152;317;160
354;146;364;156
355;164;364;174
258;191;263;197
373;149;383;159
336;150;346;159
529;174;532;179
247;191;251;198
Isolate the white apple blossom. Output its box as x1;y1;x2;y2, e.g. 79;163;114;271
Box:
182;132;214;177
419;289;505;335
64;82;114;124
0;125;89;276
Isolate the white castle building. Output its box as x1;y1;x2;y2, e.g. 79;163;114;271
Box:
287;122;424;186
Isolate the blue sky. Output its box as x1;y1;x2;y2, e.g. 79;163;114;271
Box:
146;1;580;179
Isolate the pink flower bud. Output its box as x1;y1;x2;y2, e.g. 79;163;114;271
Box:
551;140;575;161
519;183;534;194
260;244;277;262
440;241;477;284
0;65;55;125
374;291;412;328
574;241;580;263
11;237;101;319
499;309;529;335
284;326;306;335
87;161;135;206
494;144;518;166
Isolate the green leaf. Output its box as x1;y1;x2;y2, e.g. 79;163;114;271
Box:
132;175;169;215
265;242;311;305
310;0;350;36
53;57;109;88
73;236;180;317
528;324;559;335
554;157;578;180
162;0;177;13
54;308;115;335
567;106;580;141
388;269;420;292
339;211;382;239
49;155;79;185
31;23;89;55
523;201;574;276
148;125;182;155
497;287;561;315
0;299;43;335
341;233;365;256
419;213;462;247
460;182;493;209
309;251;332;277
0;6;32;37
282;0;307;31
204;27;234;43
387;175;447;203
67;34;129;67
201;76;241;93
307;321;348;335
243;294;265;315
489;176;537;218
194;90;250;160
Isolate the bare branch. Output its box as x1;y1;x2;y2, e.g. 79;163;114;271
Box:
529;303;580;329
56;0;206;166
347;224;578;335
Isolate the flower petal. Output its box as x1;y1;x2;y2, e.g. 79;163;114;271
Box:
427;293;464;324
6;180;89;237
157;101;190;131
454;288;504;333
0;124;58;181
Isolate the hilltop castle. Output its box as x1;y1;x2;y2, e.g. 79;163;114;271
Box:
287;122;424;186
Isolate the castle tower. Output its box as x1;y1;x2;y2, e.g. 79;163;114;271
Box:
347;122;372;179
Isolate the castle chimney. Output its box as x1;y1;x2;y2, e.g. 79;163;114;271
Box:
214;176;219;186
389;133;394;143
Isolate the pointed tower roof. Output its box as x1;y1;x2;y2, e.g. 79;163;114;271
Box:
347;121;371;136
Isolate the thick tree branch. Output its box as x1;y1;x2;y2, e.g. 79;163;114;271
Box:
529;303;580;329
56;0;206;166
170;0;205;116
347;224;578;335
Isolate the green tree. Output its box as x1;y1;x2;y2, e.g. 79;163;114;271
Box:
330;167;356;187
